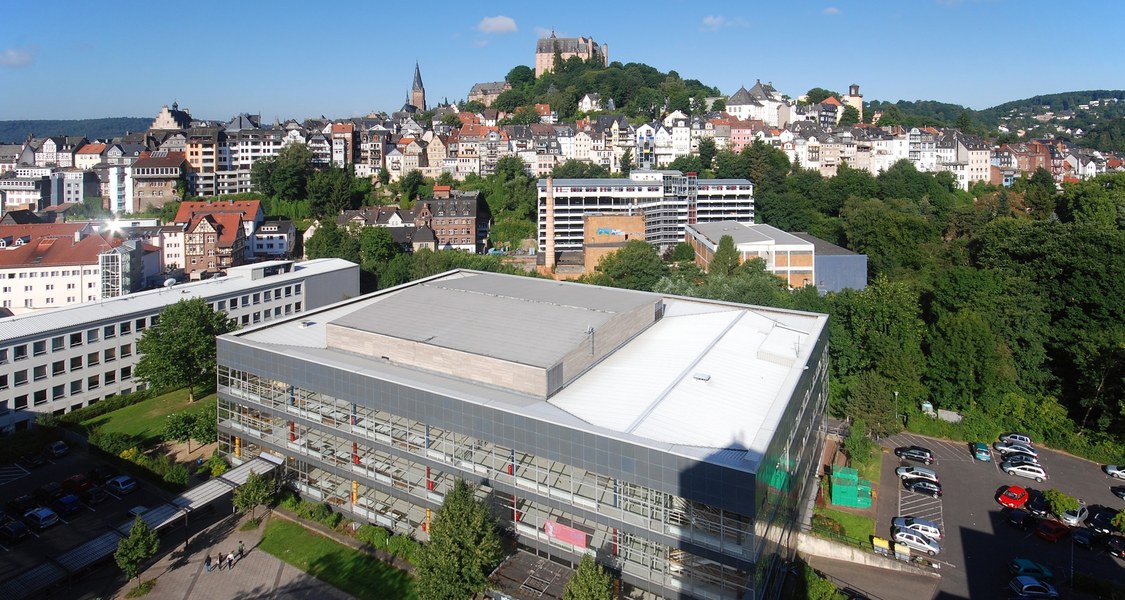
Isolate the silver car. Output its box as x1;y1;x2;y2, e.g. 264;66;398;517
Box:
893;528;941;556
892;516;942;541
1059;504;1088;527
994;441;1038;457
896;466;939;483
1002;461;1047;482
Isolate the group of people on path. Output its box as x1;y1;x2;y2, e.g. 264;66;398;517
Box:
204;541;245;572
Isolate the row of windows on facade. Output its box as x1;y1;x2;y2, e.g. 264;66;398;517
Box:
3;295;97;308
3;282;95;292
1;344;133;388
5;269;97;278
0;319;152;364
0;366;133;414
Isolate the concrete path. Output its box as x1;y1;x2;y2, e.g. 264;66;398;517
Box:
113;511;355;600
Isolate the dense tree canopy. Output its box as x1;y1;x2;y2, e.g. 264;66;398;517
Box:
415;480;504;600
135;298;237;401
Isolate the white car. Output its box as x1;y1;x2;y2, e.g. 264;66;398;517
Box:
994;441;1038;457
1059;504;1088;527
1104;465;1125;479
893;529;941;556
892;516;942;541
896;466;939;483
1002;462;1047;482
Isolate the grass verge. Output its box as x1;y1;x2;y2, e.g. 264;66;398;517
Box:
259;518;416;600
814;506;876;541
239;517;262;531
81;388;215;444
124;579;156;598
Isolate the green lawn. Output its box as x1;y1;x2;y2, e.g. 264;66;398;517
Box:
259;518;416;600
815;506;876;541
81;388;215;444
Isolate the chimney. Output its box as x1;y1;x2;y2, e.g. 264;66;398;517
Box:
544;176;555;270
74;230;84;243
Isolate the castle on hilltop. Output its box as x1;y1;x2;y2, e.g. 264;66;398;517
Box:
535;32;607;77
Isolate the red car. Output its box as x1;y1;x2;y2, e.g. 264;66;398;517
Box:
998;485;1029;509
1035;520;1069;543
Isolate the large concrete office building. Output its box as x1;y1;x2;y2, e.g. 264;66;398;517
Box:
538;170;754;254
0;259;359;433
216;270;828;599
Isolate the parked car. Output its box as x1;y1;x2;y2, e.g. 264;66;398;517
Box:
22;507;59;530
1072;527;1106;549
970;442;991;461
1087;506;1118;535
48;441;69;458
994;441;1038;457
51;494;82;517
1003;453;1040;467
80;486;109;505
1112;486;1125;500
894;446;934;465
5;495;37;517
902;478;942;498
1002;462;1047;482
1108;536;1125;560
1104;465;1125;479
892;516;942;541
63;474;94;495
998;485;1029;509
1025;491;1051;518
1035;520;1069;543
1009;558;1053;582
33;482;64;505
1008;509;1036;531
1059;503;1089;527
1008;575;1058;598
1000;433;1034;447
0;519;30;544
106;475;137;495
896;466;939;483
88;466;118;485
892;529;940;555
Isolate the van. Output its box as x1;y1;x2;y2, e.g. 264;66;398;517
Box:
892;516;942;541
1002;462;1047;482
896;466;939;483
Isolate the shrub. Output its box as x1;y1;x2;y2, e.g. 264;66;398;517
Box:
1043;488;1079;516
90;430;139;456
163;463;190;486
207;451;229;477
276;489;302;512
356;524;391;549
810;513;845;537
120;447;141;462
386;534;420;563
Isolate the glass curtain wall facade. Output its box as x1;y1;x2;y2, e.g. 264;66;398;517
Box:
216;333;826;600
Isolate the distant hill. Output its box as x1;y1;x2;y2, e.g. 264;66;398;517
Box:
0;118;152;143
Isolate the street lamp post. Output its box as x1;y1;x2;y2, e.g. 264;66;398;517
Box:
894;391;901;425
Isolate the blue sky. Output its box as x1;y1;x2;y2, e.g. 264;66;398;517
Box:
1;0;1122;121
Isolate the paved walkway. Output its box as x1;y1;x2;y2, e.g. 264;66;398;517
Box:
112;510;355;600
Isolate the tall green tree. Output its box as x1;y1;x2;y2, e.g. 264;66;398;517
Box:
552;160;609;179
710;235;741;276
135;298;236;402
359;226;399;265
619;148;633;176
308;165;357;218
415;480;504;600
563;555;613;600
163;411;198;453
115;517;160;580
271;143;314;202
838;105;860;126
233;471;274;519
400;170;425;201
587;240;667;291
698;137;716;171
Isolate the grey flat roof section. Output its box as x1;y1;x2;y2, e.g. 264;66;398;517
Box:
0;258;354;342
690;221;810;247
330;272;660;369
791;232;859;256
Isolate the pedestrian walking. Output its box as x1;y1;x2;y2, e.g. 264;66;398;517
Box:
237;540;245;559
217;552;224;571
226;551;235;570
205;554;213;572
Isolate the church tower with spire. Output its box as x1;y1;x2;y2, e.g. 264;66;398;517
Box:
411;62;426;111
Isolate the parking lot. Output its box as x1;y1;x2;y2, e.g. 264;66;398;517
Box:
877;432;1124;599
0;444;174;583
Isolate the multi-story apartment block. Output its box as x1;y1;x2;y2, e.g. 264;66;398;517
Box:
184;126;223;197
0;258;360;432
215;270;828;600
73;143;106;171
250;219;296;259
0;166;52;212
49;169;100;206
539;170;755;253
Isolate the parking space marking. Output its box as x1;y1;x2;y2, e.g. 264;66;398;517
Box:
0;543;8;552
104;490;122;501
0;465;30;487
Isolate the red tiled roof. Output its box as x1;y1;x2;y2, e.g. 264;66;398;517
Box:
173;200;261;224
0;222;88;240
331;123;355;134
76;143;106;155
187;212;244;248
0;232;114;268
432;185;452;193
822;96;843;106
132;151;187;169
